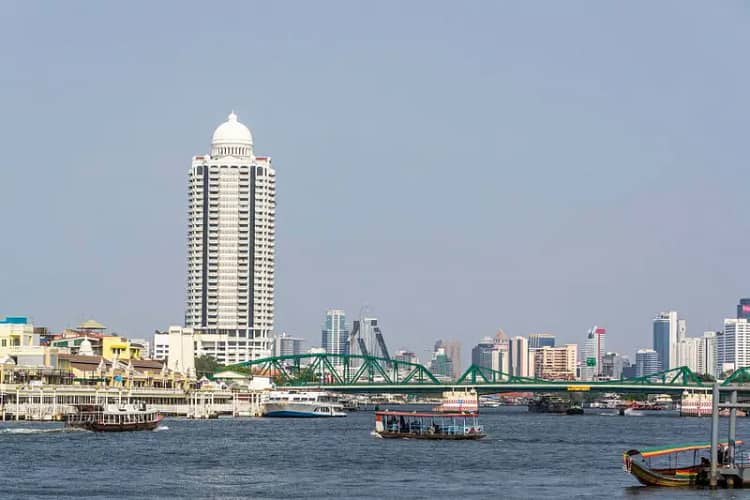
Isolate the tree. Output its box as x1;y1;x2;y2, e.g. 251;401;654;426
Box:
195;355;220;377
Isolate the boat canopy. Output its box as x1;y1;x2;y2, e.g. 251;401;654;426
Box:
637;441;743;458
376;410;479;418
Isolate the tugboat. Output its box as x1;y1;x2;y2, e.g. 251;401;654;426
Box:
65;402;162;432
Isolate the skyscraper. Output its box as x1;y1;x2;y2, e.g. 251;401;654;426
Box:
322;309;349;358
719;318;750;373
697;331;718;377
738;298;750;320
185;112;276;364
528;333;555;349
581;326;606;381
508;336;531;377
652;311;678;371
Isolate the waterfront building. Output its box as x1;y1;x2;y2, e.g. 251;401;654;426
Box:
185;112;276;364
0;316;59;367
153;331;169;360
738;298;750;320
167;326;196;375
528;333;555;349
635;348;659;377
274;332;304;357
533;344;577;380
697;331;718;377
653;311;679;371
508;336;532;378
718;318;750;374
321;310;349;359
129;338;151;358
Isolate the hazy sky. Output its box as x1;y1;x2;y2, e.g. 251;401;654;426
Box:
1;1;748;365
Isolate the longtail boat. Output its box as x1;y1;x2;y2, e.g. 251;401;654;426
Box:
374;410;485;440
623;441;741;487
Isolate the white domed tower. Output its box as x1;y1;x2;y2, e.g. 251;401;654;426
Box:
185;112;276;364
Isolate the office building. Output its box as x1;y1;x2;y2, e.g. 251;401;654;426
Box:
533;344;577;380
738;299;750;320
581;326;606;381
185;112;276;364
636;348;659;377
321;310;349;358
528;333;555;349
653;311;679;371
601;352;630;380
274;333;304;357
718;318;750;373
430;347;453;378
697;331;718;378
508;336;532;378
153;331;169;360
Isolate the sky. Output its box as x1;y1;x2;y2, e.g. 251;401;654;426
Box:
1;1;748;367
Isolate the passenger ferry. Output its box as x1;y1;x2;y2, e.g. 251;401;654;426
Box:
262;391;347;418
65;403;162;432
374;410;485;440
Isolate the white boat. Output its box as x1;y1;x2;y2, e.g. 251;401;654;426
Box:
433;388;479;413
262;390;347;418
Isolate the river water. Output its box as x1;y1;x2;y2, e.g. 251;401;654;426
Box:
3;406;750;499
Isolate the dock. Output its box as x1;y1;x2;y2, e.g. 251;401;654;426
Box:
0;384;264;420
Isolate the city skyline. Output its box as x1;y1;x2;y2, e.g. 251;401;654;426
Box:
1;2;749;359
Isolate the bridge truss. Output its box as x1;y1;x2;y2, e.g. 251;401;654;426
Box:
221;353;747;394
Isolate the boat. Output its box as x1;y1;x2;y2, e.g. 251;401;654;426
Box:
374;410;486;440
433;388;479;413
262;390;347;418
623;441;741;487
65;403;162;432
621;402;679;417
527;395;581;414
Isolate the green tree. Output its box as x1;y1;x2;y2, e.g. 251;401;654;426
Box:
195;355;220;377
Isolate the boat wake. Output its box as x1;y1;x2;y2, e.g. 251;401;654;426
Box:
370;430;383;439
154;425;169;432
0;427;69;434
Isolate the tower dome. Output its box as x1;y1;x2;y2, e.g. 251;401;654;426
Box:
211;111;253;157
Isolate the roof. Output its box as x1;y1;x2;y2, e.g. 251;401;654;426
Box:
78;319;106;330
376;410;479;418
638;441;743;458
212;112;252;146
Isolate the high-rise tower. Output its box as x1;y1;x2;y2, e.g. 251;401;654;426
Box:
185;112;276;364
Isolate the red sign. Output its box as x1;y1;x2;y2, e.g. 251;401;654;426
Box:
595;327;606;334
743;304;750;312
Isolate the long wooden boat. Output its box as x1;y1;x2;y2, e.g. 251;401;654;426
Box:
623;441;740;487
374;410;485;440
65;403;162;432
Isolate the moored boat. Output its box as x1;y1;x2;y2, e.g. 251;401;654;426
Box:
528;395;581;414
623;442;741;487
262;390;346;418
374;410;486;440
433;388;479;413
65;403;162;432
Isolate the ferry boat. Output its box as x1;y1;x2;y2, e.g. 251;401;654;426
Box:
374;410;485;440
262;391;347;418
433;388;479;413
65;403;162;432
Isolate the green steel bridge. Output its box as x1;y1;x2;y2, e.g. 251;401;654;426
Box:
221;353;750;396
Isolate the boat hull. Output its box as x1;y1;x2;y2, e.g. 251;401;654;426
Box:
627;459;701;487
67;416;163;432
376;431;486;440
264;410;346;418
